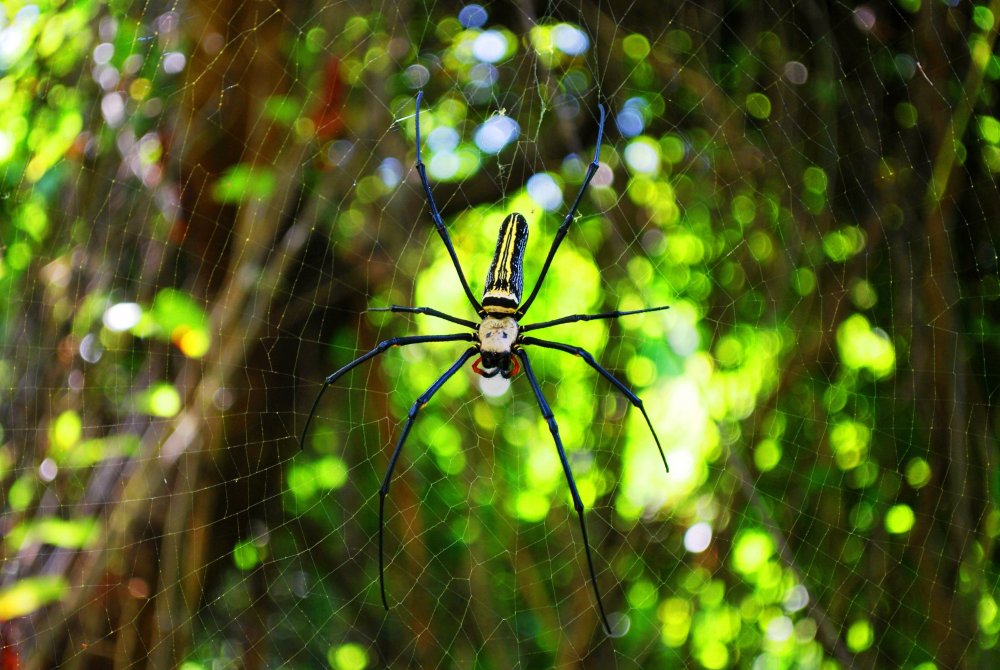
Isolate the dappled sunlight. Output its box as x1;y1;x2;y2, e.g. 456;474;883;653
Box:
620;377;711;516
837;313;896;379
3;0;993;667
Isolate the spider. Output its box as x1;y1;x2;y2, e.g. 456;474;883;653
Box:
300;91;670;636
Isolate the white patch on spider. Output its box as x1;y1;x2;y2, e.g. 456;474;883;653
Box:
478;373;511;397
478;316;518;354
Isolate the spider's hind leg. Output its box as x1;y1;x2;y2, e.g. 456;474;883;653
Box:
515;347;614;636
520;336;668;475
299;332;474;449
377;346;479;609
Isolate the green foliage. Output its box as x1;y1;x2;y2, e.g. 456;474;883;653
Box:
5;516;99;551
0;575;68;621
137;382;181;417
2;1;998;668
212;164;277;204
232;539;262;571
327;643;368;670
148;288;211;357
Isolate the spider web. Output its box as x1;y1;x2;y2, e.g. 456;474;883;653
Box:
1;0;998;668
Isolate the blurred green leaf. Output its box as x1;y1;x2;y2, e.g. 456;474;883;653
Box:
138;382;182;417
731;529;775;577
150;289;211;357
212;164;276;204
0;576;68;621
263;95;302;127
59;435;139;468
7;475;35;512
49;409;82;451
232;539;261;571
6;517;99;551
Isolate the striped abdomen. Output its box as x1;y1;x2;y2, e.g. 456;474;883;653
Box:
482;213;528;314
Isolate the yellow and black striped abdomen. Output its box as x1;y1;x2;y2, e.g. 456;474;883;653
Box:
482;213;528;314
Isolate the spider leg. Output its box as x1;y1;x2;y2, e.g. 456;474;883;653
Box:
521;305;670;333
368;305;478;330
521;337;669;475
415;91;486;317
299;332;475;449
516;103;606;319
378;346;479;609
515;348;614;636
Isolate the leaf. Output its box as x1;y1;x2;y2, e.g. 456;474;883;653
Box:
5;517;99;551
264;95;302;127
0;576;68;622
212;164;276;204
150;289;211;358
60;435;139;468
137;383;182;417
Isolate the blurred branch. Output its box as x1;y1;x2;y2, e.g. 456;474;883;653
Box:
913;1;1000;664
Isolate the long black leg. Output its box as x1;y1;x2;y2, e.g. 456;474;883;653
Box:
368;305;478;330
515;348;613;636
521;305;670;333
521;336;669;475
415;91;486;317
516;104;606;319
299;333;475;449
378;346;479;609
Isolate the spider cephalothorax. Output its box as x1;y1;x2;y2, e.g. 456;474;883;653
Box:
300;91;670;636
473;315;520;378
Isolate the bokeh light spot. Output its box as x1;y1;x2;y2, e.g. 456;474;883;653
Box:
474;115;518;154
683;522;712;553
784;60;809;84
103;302;142;332
472;30;507;63
428;126;460;153
847;619;874;652
526;173;563;211
617;109;644;137
885;504;915;534
552;24;589;55
624;140;659;174
458;4;487;29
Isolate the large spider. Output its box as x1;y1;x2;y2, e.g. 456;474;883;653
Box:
301;91;670;635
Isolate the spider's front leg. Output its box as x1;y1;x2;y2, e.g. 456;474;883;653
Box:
368;305;478;330
414;91;485;317
516;103;606;319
